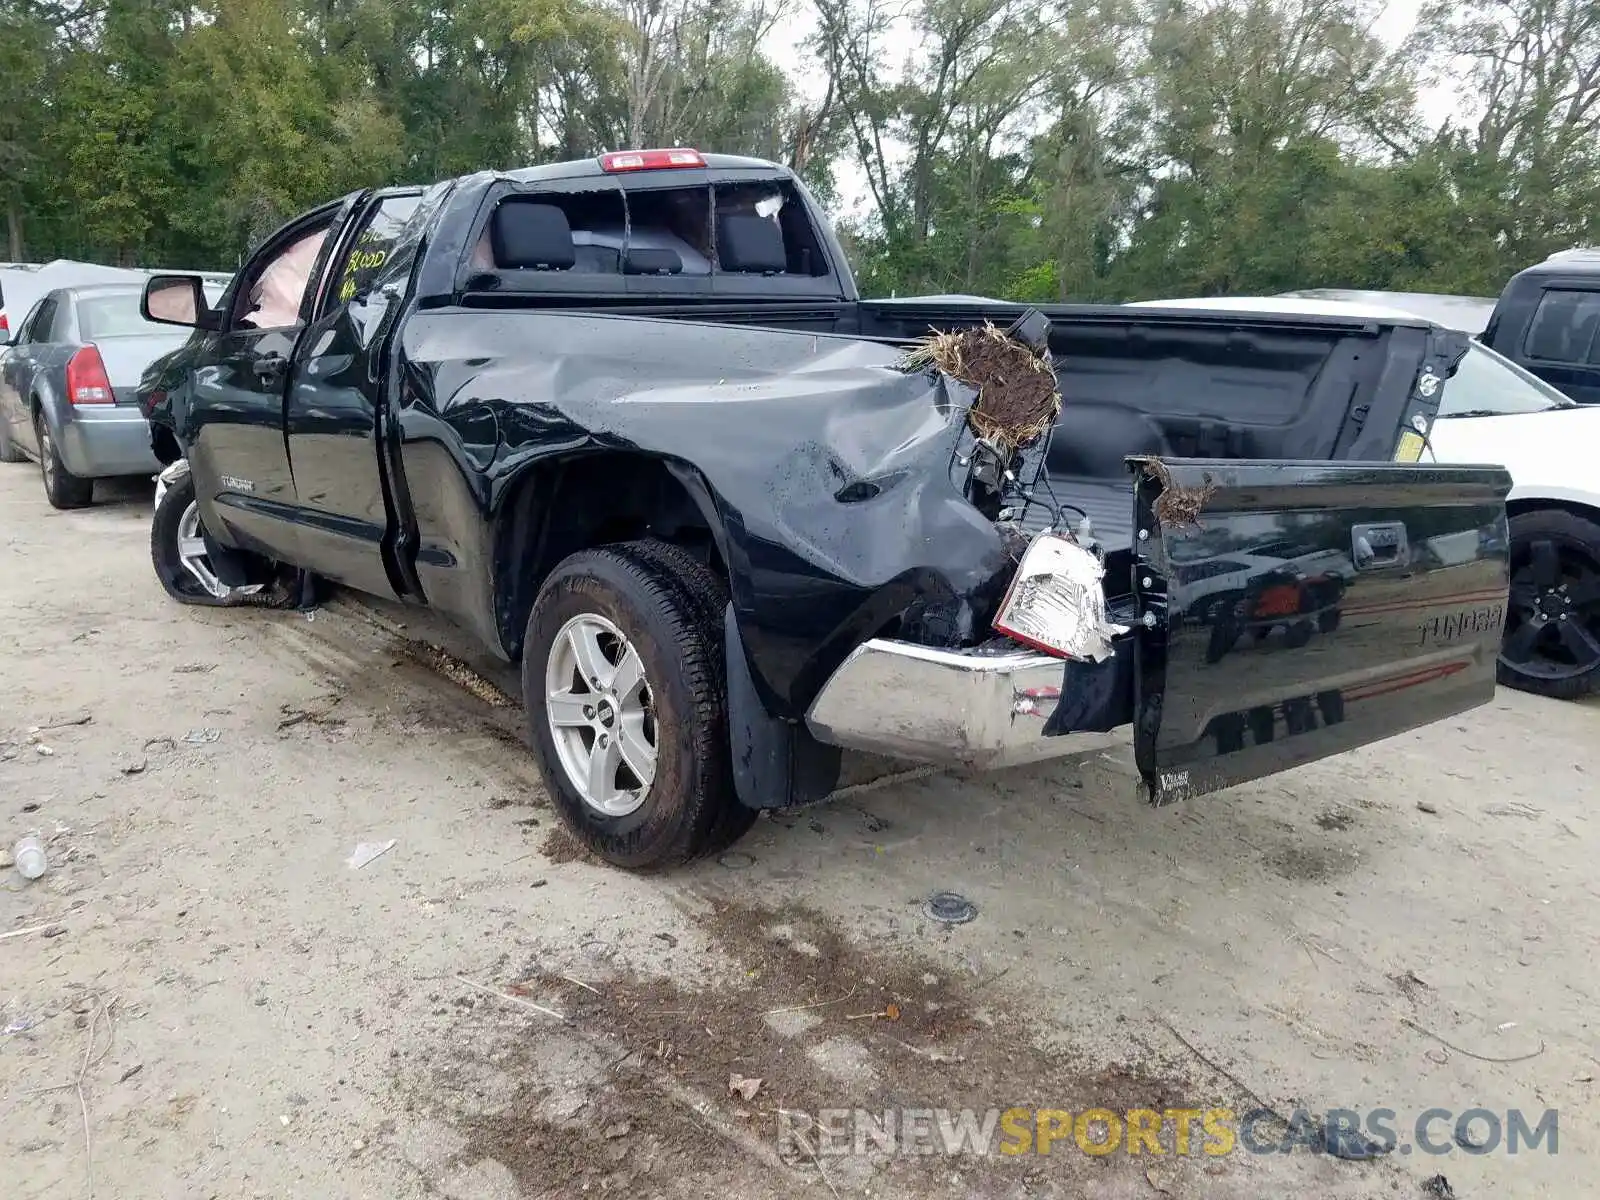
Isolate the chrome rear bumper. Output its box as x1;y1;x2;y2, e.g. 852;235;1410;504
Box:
805;638;1128;770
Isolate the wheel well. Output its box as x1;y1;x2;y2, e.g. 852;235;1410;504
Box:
1507;497;1600;528
493;453;728;660
151;425;182;466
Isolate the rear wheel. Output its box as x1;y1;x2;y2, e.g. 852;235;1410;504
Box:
522;541;745;869
35;412;93;508
1497;508;1600;700
620;539;758;854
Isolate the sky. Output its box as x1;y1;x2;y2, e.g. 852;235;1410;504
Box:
764;0;1467;220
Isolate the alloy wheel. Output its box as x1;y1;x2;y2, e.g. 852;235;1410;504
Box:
544;613;658;817
176;500;235;600
1502;537;1600;682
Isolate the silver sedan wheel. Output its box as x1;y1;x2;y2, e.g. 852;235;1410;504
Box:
38;425;55;488
544;613;657;818
176;500;235;600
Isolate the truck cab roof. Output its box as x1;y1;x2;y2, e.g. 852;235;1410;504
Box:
496;150;789;187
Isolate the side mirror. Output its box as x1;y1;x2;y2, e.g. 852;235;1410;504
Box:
142;275;216;329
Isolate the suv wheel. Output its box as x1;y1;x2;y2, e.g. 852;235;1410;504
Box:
522;541;746;869
1498;508;1600;700
35;412;93;508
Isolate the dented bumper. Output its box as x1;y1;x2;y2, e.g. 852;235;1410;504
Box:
804;638;1129;769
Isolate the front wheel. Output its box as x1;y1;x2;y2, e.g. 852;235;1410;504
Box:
151;469;267;605
522;542;744;869
1497;508;1600;700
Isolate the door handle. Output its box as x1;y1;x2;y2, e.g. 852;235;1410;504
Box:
252;353;289;382
1352;522;1409;570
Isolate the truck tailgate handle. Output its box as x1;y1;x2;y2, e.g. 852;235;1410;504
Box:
1351;522;1409;570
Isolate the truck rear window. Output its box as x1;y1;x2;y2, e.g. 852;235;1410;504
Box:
469;179;829;282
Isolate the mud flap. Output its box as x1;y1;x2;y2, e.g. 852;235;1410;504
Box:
1130;457;1512;805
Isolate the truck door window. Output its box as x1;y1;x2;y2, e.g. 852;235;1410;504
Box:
237;227;331;330
1522;288;1600;365
325;193;424;312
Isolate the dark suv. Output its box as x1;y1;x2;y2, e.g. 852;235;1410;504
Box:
1481;249;1600;405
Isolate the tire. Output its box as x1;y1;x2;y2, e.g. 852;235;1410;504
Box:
151;469;269;606
1497;507;1600;700
619;540;758;853
0;419;25;463
35;411;93;508
522;541;742;869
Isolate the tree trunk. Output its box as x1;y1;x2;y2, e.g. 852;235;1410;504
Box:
6;203;21;262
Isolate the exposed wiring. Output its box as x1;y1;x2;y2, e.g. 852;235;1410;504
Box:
1035;472;1087;530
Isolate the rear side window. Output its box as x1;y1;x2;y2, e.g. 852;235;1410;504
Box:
1522;288;1600;364
329;193;425;308
30;298;59;344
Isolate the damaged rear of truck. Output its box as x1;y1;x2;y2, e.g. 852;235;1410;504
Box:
137;150;1514;868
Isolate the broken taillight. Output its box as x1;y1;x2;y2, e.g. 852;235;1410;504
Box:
993;532;1124;662
599;148;706;172
66;345;114;404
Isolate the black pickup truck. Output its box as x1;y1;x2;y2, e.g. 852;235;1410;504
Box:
135;148;1513;868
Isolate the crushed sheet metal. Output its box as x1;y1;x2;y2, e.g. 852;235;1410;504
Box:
994;534;1127;663
1138;458;1217;529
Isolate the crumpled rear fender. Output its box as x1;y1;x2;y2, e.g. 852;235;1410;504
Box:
401;310;1014;719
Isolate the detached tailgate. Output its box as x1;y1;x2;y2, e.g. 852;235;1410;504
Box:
1131;458;1512;804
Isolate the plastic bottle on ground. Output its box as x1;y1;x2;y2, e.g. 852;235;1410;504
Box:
13;835;47;880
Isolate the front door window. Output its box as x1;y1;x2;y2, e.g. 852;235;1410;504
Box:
239;229;330;330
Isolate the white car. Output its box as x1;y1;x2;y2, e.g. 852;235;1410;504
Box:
1132;295;1600;700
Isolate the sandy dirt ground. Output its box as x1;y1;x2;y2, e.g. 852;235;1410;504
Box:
3;465;1597;1200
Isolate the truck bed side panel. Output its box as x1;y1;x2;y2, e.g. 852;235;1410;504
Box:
391;308;1013;716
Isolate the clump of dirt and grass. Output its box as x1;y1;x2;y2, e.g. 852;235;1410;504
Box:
901;324;1061;454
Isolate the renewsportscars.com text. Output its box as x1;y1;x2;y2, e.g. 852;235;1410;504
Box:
776;1106;1560;1158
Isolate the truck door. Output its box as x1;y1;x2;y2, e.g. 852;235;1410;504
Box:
185;194;365;564
282;189;428;598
